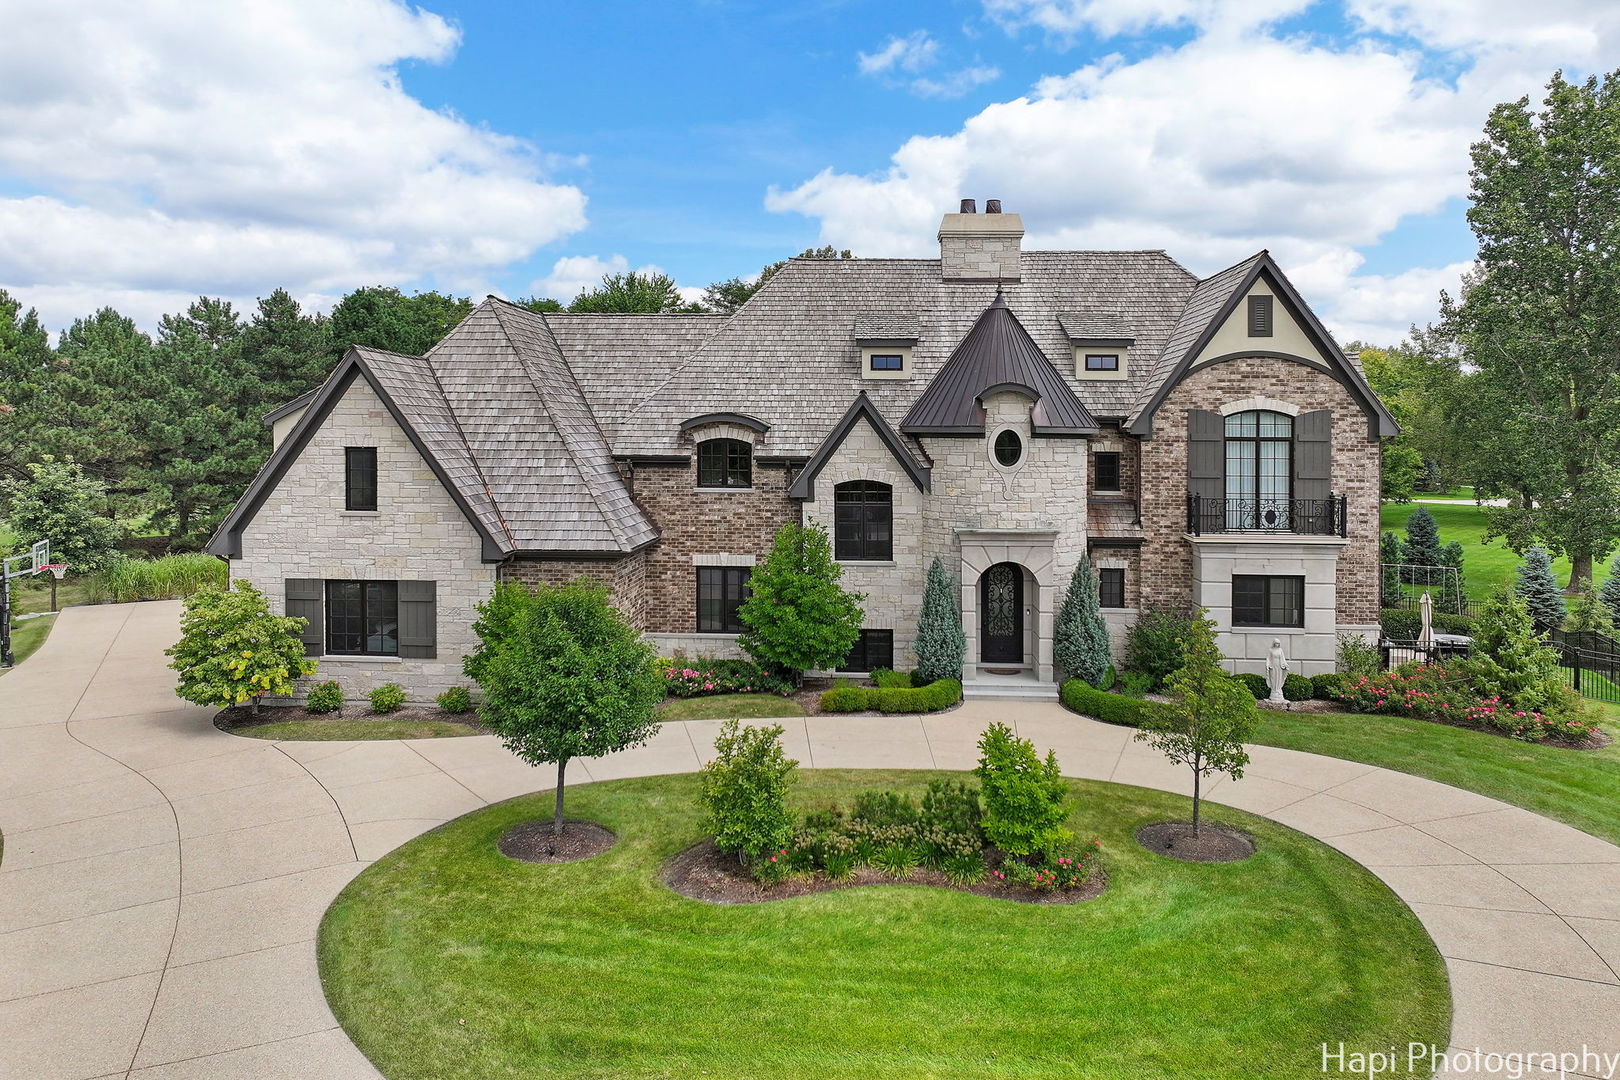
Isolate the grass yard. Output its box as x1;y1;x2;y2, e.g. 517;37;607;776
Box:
0;614;56;674
229;718;481;740
657;693;805;721
1253;706;1620;846
321;770;1448;1080
1380;501;1611;597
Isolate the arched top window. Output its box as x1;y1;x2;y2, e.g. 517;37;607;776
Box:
697;438;752;489
834;480;892;560
1224;410;1292;529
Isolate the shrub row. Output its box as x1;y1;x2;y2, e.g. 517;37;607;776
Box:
1232;672;1316;702
302;680;477;716
1380;608;1474;639
1063;670;1351;725
818;677;962;714
660;657;791;698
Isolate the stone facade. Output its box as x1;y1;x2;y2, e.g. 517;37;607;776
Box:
232;378;496;703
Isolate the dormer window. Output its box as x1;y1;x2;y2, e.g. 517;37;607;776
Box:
854;314;919;382
869;353;904;372
1059;318;1133;381
697;438;752;489
1084;353;1120;372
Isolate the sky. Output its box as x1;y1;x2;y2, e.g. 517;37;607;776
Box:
0;0;1616;346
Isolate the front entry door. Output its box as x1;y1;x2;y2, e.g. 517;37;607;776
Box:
979;563;1024;664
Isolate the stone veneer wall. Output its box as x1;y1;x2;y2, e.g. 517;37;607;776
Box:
1136;356;1383;628
232;378;497;703
800;419;929;668
499;549;649;629
629;455;799;635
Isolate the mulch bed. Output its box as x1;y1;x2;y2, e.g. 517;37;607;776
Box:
662;838;1106;906
1256;698;1343;713
214;703;486;734
1136;822;1256;863
498;819;618;864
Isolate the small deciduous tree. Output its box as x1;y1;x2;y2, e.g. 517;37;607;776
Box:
1;456;124;573
1053;555;1112;686
737;521;864;683
697;720;799;871
465;580;663;836
974;722;1069;858
1514;545;1566;633
1457;587;1576;717
1564;585;1615;635
569;271;695;313
1133;611;1257;838
166;580;317;715
912;557;965;683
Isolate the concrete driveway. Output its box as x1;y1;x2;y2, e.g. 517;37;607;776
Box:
3;601;1619;1079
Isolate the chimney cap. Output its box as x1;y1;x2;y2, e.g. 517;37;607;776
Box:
959;198;976;214
985;199;1002;214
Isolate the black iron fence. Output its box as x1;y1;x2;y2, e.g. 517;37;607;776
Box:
1381;635;1620;704
1186;494;1348;537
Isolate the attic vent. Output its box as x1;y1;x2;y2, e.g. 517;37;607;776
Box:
1247;295;1274;337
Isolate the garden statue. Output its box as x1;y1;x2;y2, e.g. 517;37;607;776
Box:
1265;638;1289;702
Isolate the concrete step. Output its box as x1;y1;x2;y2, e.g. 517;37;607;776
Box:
962;680;1059;701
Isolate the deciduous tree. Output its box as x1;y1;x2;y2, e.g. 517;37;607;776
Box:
0;457;123;573
569;271;695;314
166;580;317;715
737;521;865;684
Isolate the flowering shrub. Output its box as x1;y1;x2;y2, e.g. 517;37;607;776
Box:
1335;665;1594;743
991;841;1103;892
662;658;792;699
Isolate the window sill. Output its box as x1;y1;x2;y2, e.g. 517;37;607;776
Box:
838;559;896;568
317;654;404;663
692;630;745;637
341;510;381;517
1230;625;1307;632
694;487;755;494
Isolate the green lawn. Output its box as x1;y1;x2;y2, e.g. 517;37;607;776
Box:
1380;500;1610;597
657;693;805;721
321;770;1448;1080
1409;486;1476;501
0;614;56;674
228;718;482;741
1253;707;1620;846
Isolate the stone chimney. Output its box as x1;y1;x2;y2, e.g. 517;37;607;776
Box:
938;198;1022;283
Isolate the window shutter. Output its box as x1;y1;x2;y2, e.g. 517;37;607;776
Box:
285;579;324;657
1293;409;1332;503
1247;295;1273;337
1186;410;1224;500
398;580;437;659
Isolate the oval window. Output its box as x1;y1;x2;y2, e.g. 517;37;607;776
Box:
993;429;1023;467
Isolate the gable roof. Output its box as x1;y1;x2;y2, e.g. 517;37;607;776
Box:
901;292;1099;436
1125;251;1398;438
788;392;931;500
208;346;510;560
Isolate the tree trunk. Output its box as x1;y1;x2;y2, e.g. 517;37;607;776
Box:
1570;552;1594;592
1191;756;1202;840
251;694;261;717
552;758;568;836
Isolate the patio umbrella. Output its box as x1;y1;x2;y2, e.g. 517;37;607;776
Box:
1417;591;1434;651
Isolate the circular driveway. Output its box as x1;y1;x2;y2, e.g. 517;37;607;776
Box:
2;601;1618;1079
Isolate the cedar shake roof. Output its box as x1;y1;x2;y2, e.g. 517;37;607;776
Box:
225;243;1389;558
900;292;1098;435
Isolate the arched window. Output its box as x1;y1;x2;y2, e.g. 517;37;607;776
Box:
834;481;892;560
1224;410;1292;529
697;438;752;488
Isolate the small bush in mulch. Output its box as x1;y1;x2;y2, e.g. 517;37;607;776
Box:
498;820;617;864
213;702;486;737
1136;822;1256;863
662;838;1105;906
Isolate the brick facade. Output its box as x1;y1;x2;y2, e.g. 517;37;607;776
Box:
499;548;650;629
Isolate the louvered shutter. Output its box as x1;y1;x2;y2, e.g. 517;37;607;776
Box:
398;580;437;659
1186;410;1224;500
1293;410;1332;503
285;579;324;657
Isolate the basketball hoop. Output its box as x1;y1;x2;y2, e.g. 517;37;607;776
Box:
39;564;68;580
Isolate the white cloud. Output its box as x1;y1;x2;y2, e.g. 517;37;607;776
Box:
772;2;1620;344
912;66;1004;100
0;0;587;330
858;31;940;75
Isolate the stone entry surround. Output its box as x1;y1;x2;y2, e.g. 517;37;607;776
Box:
959;529;1058;682
3;603;1620;1079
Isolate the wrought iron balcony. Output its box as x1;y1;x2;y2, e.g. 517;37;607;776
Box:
1186;494;1347;537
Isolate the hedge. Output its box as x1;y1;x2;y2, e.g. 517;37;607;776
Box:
818;677;962;714
1058;679;1168;728
1381;608;1474;639
1311;673;1347;700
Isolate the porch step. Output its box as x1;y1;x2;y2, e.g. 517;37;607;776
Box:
961;678;1060;701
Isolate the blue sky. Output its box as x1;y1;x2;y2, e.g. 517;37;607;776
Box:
1;0;1614;343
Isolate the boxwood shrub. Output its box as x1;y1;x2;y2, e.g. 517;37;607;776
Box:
1312;672;1347;700
1235;672;1269;699
1283;673;1314;701
1059;679;1168;728
818;678;962;715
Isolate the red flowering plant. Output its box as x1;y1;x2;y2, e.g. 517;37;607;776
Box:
1335;663;1594;743
661;658;792;699
990;840;1103;892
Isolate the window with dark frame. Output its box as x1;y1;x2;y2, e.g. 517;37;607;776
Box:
1098;568;1125;608
345;447;377;511
838;629;894;673
869;353;904;371
1232;575;1304;628
1084;353;1120;371
993;429;1023;467
833;481;892;560
697;438;752;488
324;580;399;655
1247;294;1274;337
1093;451;1122;492
696;567;751;633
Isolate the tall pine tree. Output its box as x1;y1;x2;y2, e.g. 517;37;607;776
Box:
1514;545;1566;633
0;290;55;480
913;557;965;683
1600;554;1620;627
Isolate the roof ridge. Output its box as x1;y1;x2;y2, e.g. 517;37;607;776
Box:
414;315;516;549
487;300;641;551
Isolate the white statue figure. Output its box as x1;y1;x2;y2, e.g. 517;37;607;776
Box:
1266;638;1288;703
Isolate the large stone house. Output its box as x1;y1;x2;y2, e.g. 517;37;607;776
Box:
208;200;1395;701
